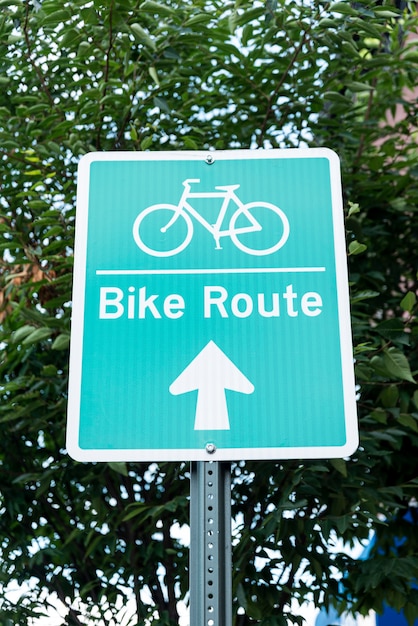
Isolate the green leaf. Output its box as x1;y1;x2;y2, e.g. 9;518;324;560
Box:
346;81;374;92
24;169;42;176
335;514;351;534
42;364;58;376
242;23;253;46
148;66;159;86
183;136;199;149
323;91;352;104
141;0;176;15
229;10;238;34
371;355;391;378
402;49;418;62
108;462;128;476
400;291;416;313
51;334;70;350
329;458;347;477
370;408;388;424
60;28;81;48
130;23;156;51
153;96;171;114
236;583;248;609
351;290;379;303
329;2;359;16
140;135;153;150
11;324;36;343
42;9;72;26
349;240;367;255
380;385;399;408
347;202;360;217
383;348;415;383
376;319;409;345
122;504;151;522
373;8;399;18
44;225;63;238
318;18;338;29
398;413;418;433
22;328;53;345
184;13;212;27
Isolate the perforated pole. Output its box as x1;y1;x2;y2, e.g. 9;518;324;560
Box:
190;461;232;626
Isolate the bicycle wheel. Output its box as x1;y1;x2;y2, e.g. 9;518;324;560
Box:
229;201;290;256
132;204;193;257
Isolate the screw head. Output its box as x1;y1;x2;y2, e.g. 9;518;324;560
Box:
205;154;214;165
206;443;216;454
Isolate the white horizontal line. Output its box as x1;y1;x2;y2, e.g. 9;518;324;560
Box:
96;267;326;276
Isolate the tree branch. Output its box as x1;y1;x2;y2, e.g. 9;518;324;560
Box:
96;0;115;150
256;28;310;148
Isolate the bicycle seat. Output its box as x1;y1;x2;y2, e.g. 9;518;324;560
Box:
215;184;240;191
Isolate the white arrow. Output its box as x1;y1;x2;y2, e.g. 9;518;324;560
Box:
169;340;254;430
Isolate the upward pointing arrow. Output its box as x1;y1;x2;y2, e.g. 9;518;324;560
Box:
169;340;254;430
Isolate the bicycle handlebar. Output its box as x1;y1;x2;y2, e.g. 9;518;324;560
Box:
183;178;200;186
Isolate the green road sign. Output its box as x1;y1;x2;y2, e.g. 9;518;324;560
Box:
67;149;358;461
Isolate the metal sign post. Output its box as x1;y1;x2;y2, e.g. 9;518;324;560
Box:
190;461;232;626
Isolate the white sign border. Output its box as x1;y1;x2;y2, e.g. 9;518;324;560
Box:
67;148;358;462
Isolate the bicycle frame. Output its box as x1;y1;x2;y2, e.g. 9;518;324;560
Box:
162;179;261;249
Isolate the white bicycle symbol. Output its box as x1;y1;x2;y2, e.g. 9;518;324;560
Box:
132;178;290;257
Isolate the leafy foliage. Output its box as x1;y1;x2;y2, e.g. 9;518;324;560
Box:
0;0;417;624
